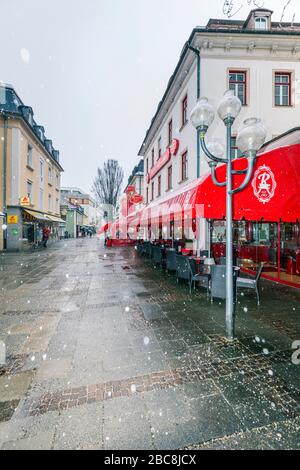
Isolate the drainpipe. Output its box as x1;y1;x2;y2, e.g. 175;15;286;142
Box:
2;115;7;212
188;45;201;178
188;45;201;255
2;114;8;248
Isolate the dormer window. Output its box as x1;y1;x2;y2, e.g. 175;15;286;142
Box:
255;17;268;30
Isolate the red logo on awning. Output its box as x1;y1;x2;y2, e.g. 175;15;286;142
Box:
252;165;277;205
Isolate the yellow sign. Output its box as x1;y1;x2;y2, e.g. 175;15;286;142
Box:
8;215;18;224
20;196;30;206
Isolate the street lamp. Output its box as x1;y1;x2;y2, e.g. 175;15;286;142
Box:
191;90;267;340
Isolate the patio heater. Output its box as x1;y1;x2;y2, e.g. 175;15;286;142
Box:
190;90;267;340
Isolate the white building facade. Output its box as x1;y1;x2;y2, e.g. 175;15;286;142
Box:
138;8;300;249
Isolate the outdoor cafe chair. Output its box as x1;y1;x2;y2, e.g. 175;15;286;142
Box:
210;265;239;303
236;262;265;306
175;255;210;294
152;245;164;268
166;249;177;272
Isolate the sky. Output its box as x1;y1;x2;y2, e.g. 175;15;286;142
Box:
1;0;299;194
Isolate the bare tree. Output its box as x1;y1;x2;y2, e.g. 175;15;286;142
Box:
92;159;124;208
222;0;295;22
280;0;293;23
223;0;265;18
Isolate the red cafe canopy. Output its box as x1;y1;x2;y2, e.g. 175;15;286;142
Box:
141;128;300;226
97;222;111;234
204;137;300;222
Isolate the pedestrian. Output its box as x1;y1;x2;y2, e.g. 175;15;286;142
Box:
42;226;50;248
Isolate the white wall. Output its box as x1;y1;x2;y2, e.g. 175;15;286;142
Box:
144;49;300;200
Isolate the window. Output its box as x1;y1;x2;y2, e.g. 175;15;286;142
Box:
56;198;59;214
151;149;155;168
158;137;162;159
39;159;44;184
274;72;292;107
181;151;188;181
146;187;149;204
167;165;172;190
255;17;268;30
39;189;44;210
151;182;154;201
168;119;173;145
146;158;149;174
56;172;60;187
181;95;188;127
27;180;33;200
27;145;33;168
230;136;243;160
229;71;247;105
48;194;52;212
157;175;161;197
48;166;53;185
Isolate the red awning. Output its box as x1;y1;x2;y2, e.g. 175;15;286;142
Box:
203;141;300;222
141;130;300;225
140;177;207;227
97;222;111;234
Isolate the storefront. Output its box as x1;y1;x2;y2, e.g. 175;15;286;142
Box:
6;206;66;251
137;128;300;288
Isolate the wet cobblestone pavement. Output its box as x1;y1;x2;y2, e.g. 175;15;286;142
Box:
0;238;299;450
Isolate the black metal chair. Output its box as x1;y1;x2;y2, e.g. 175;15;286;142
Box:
200;250;209;258
175;255;210;294
210;265;239;302
236;262;265;306
136;243;143;256
152;245;163;267
166;249;177;272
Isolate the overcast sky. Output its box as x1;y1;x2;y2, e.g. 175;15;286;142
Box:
1;0;298;193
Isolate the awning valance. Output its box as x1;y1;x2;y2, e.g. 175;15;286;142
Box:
23;209;66;224
23;209;49;222
46;215;66;224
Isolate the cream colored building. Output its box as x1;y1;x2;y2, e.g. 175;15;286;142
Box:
138;8;300;246
0;84;64;251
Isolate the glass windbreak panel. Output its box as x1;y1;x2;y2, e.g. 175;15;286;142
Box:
211;221;227;259
280;223;300;286
234;222;278;274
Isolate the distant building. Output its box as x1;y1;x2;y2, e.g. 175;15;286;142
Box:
60;200;85;238
0;84;65;251
125;159;144;196
60;187;101;226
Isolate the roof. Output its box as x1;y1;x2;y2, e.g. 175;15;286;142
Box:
0;84;63;172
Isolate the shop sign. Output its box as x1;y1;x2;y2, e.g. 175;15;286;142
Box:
147;139;180;183
7;215;18;224
12;228;18;236
252;165;277;205
130;194;143;205
20;196;30;206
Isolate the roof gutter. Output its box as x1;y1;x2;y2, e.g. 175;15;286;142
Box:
188;45;201;178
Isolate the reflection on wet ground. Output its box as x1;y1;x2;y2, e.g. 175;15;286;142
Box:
0;238;299;449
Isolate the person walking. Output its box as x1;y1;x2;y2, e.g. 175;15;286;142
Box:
42;226;50;248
